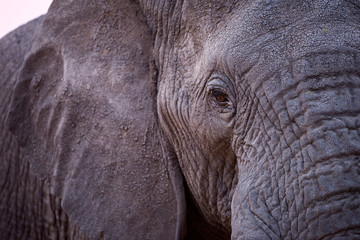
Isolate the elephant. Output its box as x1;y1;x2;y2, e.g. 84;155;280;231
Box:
1;0;360;239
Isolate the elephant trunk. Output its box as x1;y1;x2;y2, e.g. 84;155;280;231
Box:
231;51;360;239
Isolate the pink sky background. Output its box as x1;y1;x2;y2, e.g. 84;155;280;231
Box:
0;0;53;39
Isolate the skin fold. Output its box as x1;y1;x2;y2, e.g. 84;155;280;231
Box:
1;0;360;239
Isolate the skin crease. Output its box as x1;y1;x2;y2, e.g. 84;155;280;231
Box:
2;0;360;239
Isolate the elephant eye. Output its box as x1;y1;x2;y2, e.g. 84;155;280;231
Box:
206;75;236;114
210;89;231;107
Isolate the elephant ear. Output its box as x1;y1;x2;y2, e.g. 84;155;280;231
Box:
7;0;185;239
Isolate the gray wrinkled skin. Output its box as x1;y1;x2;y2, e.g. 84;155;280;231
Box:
1;0;360;239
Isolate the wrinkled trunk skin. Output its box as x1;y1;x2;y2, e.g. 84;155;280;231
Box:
231;40;360;239
232;55;360;239
230;2;360;240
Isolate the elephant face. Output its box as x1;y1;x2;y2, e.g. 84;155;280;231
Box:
156;0;360;238
7;0;360;239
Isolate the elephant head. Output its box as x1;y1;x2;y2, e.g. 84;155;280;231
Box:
7;0;360;239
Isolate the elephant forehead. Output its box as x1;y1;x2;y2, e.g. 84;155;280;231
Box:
203;0;360;84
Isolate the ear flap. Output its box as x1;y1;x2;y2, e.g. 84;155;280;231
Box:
7;0;184;239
